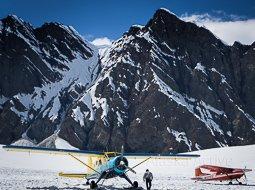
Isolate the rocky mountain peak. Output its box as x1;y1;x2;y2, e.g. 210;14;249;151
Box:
2;15;32;32
1;9;255;153
146;8;225;53
0;15;101;145
150;8;180;24
1;14;36;43
146;8;186;33
34;22;93;61
125;24;144;36
232;41;251;51
2;15;25;26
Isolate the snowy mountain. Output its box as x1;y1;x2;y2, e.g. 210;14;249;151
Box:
0;15;101;146
1;9;255;152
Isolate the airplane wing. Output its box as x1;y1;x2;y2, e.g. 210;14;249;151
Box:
200;165;252;173
199;165;234;173
123;152;200;159
123;152;200;173
3;145;104;157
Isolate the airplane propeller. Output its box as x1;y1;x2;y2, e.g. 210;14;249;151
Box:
120;145;124;159
243;166;247;184
116;145;136;174
125;165;137;174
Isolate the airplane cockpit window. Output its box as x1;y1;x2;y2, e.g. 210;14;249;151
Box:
105;152;121;158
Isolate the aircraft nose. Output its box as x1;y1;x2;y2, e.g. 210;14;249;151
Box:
115;156;129;171
120;161;125;165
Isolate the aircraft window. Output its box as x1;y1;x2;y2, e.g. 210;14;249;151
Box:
107;153;115;157
106;153;120;157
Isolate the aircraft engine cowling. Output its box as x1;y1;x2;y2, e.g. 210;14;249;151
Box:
114;156;129;171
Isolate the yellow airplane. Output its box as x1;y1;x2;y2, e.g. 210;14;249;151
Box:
3;145;200;189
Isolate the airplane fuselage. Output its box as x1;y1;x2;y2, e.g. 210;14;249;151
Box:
90;155;129;179
192;172;245;181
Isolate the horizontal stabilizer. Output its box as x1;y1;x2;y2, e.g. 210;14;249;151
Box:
59;172;89;178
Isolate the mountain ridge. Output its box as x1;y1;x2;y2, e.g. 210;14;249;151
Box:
1;10;255;152
0;14;101;145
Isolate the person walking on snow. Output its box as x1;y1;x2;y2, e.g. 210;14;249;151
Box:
143;169;153;190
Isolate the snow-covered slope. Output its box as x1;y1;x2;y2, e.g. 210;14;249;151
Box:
0;15;100;147
63;8;255;152
1;9;255;153
0;144;254;189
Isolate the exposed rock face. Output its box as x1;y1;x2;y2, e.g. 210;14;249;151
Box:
0;15;100;145
1;9;255;152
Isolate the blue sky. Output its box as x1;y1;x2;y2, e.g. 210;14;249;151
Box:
1;0;255;44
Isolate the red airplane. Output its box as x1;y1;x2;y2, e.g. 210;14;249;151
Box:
191;165;252;185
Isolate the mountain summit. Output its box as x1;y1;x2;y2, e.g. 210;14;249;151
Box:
1;10;255;152
0;14;100;146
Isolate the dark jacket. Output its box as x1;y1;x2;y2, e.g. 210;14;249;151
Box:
143;171;153;181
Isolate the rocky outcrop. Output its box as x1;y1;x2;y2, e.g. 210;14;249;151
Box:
0;15;100;145
62;9;255;152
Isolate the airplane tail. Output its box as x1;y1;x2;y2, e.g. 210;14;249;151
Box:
195;167;204;177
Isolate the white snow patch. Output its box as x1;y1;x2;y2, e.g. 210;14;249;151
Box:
236;105;255;127
194;63;207;75
136;118;141;123
131;24;144;29
153;107;161;118
47;96;61;122
119;82;128;90
162;42;176;52
195;143;201;150
55;137;78;150
211;68;232;88
11;139;36;147
79;93;94;121
10;106;28;123
215;140;227;147
208;86;213;91
71;106;85;127
116;111;124;126
98;98;109;126
13;48;99;124
227;131;232;137
142;79;149;92
118;95;128;108
0;95;8;105
152;69;225;136
159;8;177;16
135;80;140;91
167;127;192;151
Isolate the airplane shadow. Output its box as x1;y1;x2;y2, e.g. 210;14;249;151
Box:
26;185;144;190
98;185;144;190
26;186;83;190
203;183;255;187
